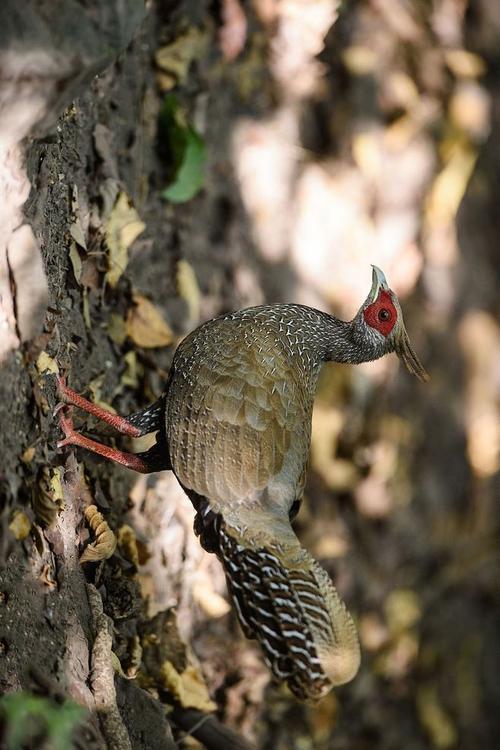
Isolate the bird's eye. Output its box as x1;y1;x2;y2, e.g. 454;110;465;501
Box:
378;308;391;322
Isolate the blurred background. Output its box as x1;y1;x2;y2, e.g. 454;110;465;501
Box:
0;1;499;749
146;1;500;747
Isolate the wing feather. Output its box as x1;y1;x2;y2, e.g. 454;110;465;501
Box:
166;319;313;507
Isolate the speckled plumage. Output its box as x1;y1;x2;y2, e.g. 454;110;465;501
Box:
57;268;427;701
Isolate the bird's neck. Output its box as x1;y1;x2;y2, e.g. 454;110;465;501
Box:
319;313;385;365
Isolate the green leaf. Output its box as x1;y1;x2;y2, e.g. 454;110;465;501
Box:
162;128;206;203
0;691;85;750
159;94;206;203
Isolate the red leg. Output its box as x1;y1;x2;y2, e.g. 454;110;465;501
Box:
57;408;151;473
56;374;141;437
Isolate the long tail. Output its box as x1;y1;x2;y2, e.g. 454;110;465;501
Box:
216;518;360;701
217;519;331;700
187;489;360;701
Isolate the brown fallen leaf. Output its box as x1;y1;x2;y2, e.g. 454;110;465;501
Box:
105;192;145;287
69;184;88;249
21;445;36;464
87;373;116;414
38;562;57;591
80;505;117;563
33;467;65;527
126;294;173;348
160;662;216;713
117;524;140;569
121;351;142;390
155;26;210;90
35;351;59;375
69;242;83;284
139;609;214;711
107;312;127;346
176;259;201;327
9;510;32;541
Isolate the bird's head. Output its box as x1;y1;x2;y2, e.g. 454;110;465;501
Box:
355;265;428;382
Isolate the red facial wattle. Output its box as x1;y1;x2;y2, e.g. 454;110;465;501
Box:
363;290;397;337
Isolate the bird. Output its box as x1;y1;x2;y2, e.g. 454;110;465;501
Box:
56;265;428;702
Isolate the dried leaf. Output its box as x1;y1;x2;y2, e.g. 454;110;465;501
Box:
126;294;173;348
121;351;142;389
107;313;127;346
88;374;116;414
38;563;57;591
70;184;88;249
9;510;31;540
36;351;59;375
69;219;86;250
69;242;83;284
34;467;63;527
50;467;64;506
176;259;201;326
99;178;120;222
160;662;216;712
117;524;140;568
155;27;210;90
21;446;36;464
104;192;145;287
80;505;117;563
80;256;100;290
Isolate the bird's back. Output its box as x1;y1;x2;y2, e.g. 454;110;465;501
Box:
165;305;325;522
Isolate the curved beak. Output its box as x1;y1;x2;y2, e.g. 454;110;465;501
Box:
368;265;389;302
365;265;429;381
394;329;429;382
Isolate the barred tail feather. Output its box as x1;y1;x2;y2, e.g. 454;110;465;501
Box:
217;519;356;701
187;493;360;700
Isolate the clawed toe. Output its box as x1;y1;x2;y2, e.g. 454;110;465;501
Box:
55;371;68;393
56;406;78;449
57;435;76;449
53;401;68;417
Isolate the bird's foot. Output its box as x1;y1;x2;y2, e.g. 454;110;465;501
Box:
56;405;151;473
55;374;141;437
56;406;79;448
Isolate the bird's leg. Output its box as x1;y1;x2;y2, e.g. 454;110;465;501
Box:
57;407;154;472
55;373;165;436
55;375;171;472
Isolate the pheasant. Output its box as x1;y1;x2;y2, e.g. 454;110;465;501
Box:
56;266;427;701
